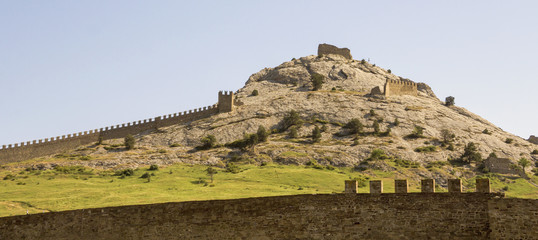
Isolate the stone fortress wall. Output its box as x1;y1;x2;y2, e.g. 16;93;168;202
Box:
1;179;536;239
528;135;538;144
0;91;235;165
484;156;525;176
318;43;353;59
384;79;418;96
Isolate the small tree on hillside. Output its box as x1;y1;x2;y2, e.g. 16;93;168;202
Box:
312;126;322;143
441;129;455;144
124;135;135;150
281;110;303;131
373;120;380;135
206;167;217;183
311;73;325;91
344;118;363;135
461;142;482;163
257;125;269;142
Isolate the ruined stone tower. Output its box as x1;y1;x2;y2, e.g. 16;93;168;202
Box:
218;91;234;113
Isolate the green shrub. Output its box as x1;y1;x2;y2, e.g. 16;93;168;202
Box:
369;109;376;117
226;163;241;174
257;126;269;142
320;125;328;132
505;138;514;144
3;174;15;180
366;149;390;161
482;129;491;135
311;73;325;91
531;150;538;155
251;89;259;96
280;110;302;131
331;87;336;91
344;118;363;135
306;159;324;170
169;143;181;147
149;164;159;171
488;152;498;158
198;135;217;150
312;126;322;143
441;129;455;143
394;159;419;168
414;145;437;153
288;126;298;139
406;125;425;139
518;158;530;171
114;169;134;177
158;149;167;154
394;118;400;126
226;133;259;151
124;135;136;150
140;172;151;179
361;59;366;64
387;69;392;74
372;120;380;135
426;161;449;169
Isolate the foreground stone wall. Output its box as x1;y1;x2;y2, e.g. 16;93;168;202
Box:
0;91;234;165
1;193;535;239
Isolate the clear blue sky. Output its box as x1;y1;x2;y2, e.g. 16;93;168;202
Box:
1;1;537;146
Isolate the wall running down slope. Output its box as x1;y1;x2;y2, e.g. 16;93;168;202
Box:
0;193;536;239
0;91;235;165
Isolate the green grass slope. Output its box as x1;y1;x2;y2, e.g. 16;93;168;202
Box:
1;163;537;217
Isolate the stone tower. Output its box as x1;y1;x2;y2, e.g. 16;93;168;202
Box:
218;91;234;113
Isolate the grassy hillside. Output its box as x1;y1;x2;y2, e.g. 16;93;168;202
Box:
1;163;537;217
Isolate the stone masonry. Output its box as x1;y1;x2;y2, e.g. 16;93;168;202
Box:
1;178;537;239
384;79;418;97
0;91;235;165
317;43;352;59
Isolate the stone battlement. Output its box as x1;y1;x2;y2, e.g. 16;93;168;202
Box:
0;91;235;164
384;79;418;96
1;191;536;239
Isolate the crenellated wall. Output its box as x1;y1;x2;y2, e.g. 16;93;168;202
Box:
384;79;418;96
0;91;234;165
0;193;536;239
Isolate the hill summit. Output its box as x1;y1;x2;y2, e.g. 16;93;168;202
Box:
5;44;538;188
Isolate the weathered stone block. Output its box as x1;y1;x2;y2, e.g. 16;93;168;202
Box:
369;180;383;194
344;180;358;193
448;179;462;193
476;178;490;193
395;179;408;193
421;179;435;193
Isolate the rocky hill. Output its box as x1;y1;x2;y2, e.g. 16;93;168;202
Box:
14;45;538;187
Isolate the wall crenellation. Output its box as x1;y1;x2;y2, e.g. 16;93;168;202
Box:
1;192;536;239
0;93;232;164
384;79;418;96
